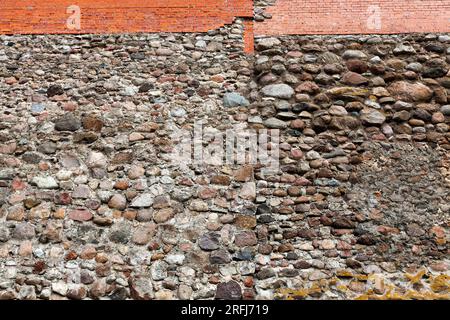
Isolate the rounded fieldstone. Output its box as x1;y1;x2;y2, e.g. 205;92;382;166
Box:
223;92;250;108
13;223;35;240
198;232;220;251
54;113;81;132
108;194;127;210
261;84;294;99
215;280;242;300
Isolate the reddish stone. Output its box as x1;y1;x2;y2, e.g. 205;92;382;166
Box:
179;177;194;186
233;165;254;182
377;225;400;235
69;209;93;222
243;276;254;288
235;231;257;247
295;81;320;94
65;251;78;261
114;180;129;190
210;175;231;185
429;226;445;238
198;187;217;199
210;75;224;83
5;77;17;85
294;177;312;186
12;178;26;191
346;59;368;74
290;148;303;159
372;133;386;141
33;261;46;274
62;102;77;111
54;192;72;205
342;71;368;86
80;246;97;260
242;289;255;300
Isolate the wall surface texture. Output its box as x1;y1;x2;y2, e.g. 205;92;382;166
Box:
0;1;253;33
0;1;449;300
255;0;450;35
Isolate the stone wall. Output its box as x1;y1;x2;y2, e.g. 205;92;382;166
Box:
0;4;449;300
251;33;450;299
0;21;260;300
1;28;449;300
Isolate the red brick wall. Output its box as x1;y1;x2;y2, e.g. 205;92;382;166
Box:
0;0;253;33
255;0;450;35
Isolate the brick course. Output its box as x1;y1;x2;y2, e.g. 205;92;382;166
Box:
255;0;450;35
0;0;253;33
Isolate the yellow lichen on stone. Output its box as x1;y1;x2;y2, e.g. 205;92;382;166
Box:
336;284;348;292
276;271;450;300
336;270;354;278
275;288;308;300
308;283;322;296
430;275;449;293
354;274;368;281
405;268;427;284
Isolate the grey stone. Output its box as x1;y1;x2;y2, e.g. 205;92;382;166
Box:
32;176;58;189
257;37;281;50
54;113;81;132
210;249;232;264
264;117;287;129
130;194;153;208
361;109;386;125
261;84;294;99
441;105;450;116
31;103;45;113
13;223;35;240
438;35;450;42
223;92;250;108
342;50;367;59
215;280;242;300
130;277;154;300
198;232;220;251
171;108;187;117
393;44;416;54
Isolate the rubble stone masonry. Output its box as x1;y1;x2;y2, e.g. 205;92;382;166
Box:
0;1;449;300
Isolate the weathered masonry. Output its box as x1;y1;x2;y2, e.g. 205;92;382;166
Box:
1;0;449;53
0;1;449;300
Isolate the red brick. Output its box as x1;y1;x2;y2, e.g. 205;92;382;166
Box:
0;0;253;34
255;0;450;35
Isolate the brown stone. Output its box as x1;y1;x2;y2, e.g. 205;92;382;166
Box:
388;81;433;102
82;114;104;132
108;194;127;210
114;180;129;190
234;231;257;247
295;81;320;94
132;223;157;245
234;215;257;229
68;209;93;222
153;208;174;223
233;165;254;182
346;59;368;74
342;71;368;86
80;246;97;260
210;175;231;185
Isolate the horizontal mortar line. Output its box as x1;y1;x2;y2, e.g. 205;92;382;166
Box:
0;6;238;9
